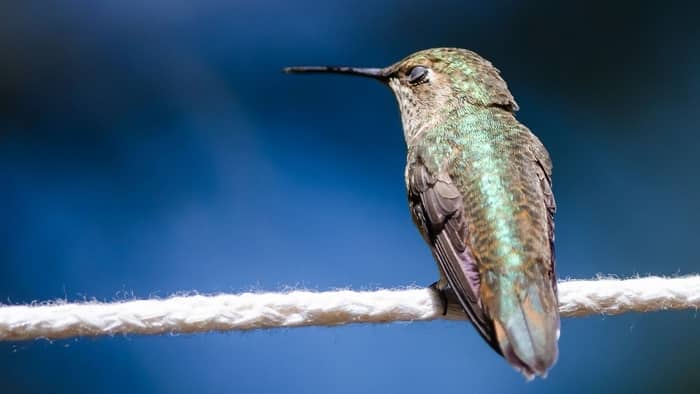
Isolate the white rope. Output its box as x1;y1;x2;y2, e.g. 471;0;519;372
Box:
0;276;698;341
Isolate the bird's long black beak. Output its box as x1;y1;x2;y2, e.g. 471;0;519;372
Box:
283;66;387;82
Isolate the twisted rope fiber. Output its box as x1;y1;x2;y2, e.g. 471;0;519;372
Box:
0;276;698;341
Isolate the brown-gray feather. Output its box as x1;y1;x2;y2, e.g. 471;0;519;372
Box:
408;159;500;351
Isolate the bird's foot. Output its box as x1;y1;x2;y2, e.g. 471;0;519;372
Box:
429;281;449;316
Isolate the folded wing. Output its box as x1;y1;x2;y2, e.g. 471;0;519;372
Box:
408;158;500;353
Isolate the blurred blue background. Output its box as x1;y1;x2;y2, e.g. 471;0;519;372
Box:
1;0;699;393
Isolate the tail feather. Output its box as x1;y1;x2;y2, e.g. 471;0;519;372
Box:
492;282;560;379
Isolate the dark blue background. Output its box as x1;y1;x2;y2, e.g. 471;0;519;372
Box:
1;1;699;393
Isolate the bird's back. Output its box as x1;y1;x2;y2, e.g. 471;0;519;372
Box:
409;107;559;376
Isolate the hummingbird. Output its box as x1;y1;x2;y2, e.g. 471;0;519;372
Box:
285;48;559;379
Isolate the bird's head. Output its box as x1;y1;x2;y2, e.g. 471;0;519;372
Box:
285;47;518;142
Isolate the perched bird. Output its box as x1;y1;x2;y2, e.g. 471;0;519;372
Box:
285;48;559;379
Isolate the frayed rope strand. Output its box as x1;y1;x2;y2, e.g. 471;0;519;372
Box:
0;276;698;341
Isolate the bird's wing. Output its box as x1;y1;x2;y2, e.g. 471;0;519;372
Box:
408;157;498;349
529;138;558;294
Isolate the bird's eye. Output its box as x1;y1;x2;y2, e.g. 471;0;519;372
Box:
407;66;429;85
